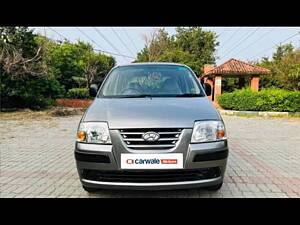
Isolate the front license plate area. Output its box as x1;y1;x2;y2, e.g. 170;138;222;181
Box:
121;153;183;169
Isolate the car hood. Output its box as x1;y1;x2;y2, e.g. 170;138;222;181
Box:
83;97;221;129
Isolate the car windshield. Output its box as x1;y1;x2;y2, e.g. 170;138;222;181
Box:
99;65;205;98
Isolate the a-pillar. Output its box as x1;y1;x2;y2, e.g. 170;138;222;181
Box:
214;75;222;102
250;75;260;91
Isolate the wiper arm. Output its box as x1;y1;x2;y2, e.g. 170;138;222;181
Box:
119;94;203;98
120;94;154;98
175;93;203;97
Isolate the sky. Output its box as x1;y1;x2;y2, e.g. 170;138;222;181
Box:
32;27;300;66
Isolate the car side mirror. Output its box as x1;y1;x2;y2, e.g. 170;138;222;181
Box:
202;83;211;96
89;84;98;97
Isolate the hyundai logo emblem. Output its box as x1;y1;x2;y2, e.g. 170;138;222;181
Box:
142;132;160;142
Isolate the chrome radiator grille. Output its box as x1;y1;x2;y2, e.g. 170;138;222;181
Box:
119;128;183;150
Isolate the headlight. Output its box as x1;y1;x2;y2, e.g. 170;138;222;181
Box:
77;122;111;144
191;120;226;143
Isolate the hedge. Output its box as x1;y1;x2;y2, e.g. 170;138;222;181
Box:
217;88;300;112
66;88;89;99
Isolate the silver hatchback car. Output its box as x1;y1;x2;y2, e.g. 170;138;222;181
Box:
75;63;228;192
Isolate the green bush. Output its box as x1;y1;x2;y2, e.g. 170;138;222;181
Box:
0;74;65;110
217;88;300;112
66;88;89;99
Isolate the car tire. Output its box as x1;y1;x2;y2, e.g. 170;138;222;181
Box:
82;185;99;193
205;182;223;191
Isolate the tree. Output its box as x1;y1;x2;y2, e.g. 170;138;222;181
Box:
46;41;90;91
272;44;294;61
273;49;300;90
83;52;115;86
157;48;196;69
46;40;116;91
0;27;63;109
0;27;48;77
1;27;117;109
135;27;219;75
140;28;173;62
0;27;39;58
174;27;218;72
136;46;150;62
257;44;300;91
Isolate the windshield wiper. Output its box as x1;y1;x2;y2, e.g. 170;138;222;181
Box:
175;93;203;97
120;94;154;98
114;94;203;98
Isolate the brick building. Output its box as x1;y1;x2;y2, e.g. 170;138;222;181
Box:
200;58;271;103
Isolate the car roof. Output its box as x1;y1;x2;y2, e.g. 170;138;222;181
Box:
115;62;187;67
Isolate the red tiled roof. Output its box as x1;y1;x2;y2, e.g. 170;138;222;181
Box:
203;58;271;76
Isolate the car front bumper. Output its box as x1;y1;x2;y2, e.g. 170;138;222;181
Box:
75;136;229;190
80;176;223;191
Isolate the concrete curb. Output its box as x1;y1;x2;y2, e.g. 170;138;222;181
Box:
218;109;300;117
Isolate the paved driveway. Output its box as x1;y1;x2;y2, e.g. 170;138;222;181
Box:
1;114;300;198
